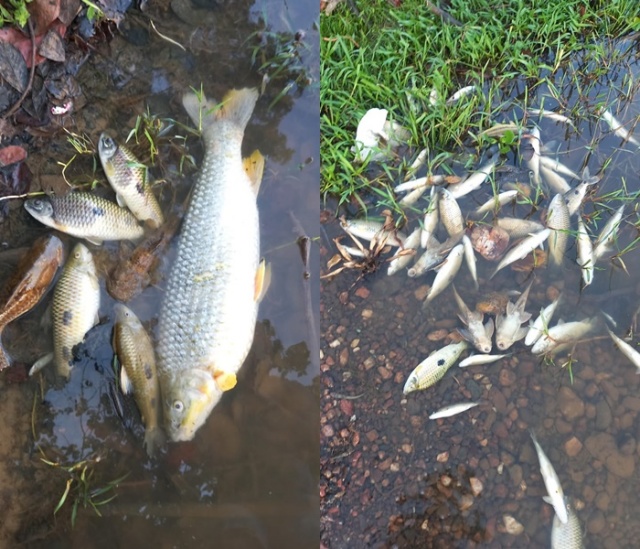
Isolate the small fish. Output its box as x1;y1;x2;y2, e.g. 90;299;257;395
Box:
531;316;599;355
527;109;576;129
473;190;518;216
404;148;428;180
540;164;571;194
564;178;597;216
452;285;493;353
52;243;100;378
445;85;477;105
606;328;640;373
524;294;561;346
0;235;64;370
422;243;464;307
438;188;464;236
403;341;468;394
340;218;407;247
546;193;570;267
113;304;164;456
420;187;439;248
538;156;581;180
495;217;545;239
399;184;429;207
491;228;551;278
409;233;462;278
551;498;584;549
461;234;479;290
429;401;480;419
459;353;508;367
24;192;144;245
495;280;533;350
98;132;164;228
530;430;568;524
523;127;541;187
599;108;640;147
593;205;624;261
395;175;444;193
576;216;594;287
447;156;498;199
387;227;421;276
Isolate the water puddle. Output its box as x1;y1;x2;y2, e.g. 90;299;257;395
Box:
0;0;318;546
321;38;640;547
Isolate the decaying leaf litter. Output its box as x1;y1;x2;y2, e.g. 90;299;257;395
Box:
321;7;640;547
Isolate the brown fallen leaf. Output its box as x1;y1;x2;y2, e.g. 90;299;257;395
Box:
0;145;27;167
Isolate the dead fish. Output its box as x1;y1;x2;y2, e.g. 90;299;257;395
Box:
447;156;498;199
593;205;624;261
491;229;551;278
420;187;439;248
530;430;569;524
445;85;477;105
340;218;406;247
403;341;468;394
523;127;541;187
404;148;428;180
606;328;640;373
524;294;562;346
452;285;493;353
598;107;640;147
399;185;429;207
387;227;421;276
429;401;480;419
540;164;571;194
394;174;444;193
551;498;584;549
495;217;545;239
576;216;594;287
531;316;599;355
439;188;464;237
546;193;570;267
495;279;533;350
459;353;508;367
461;234;479;290
408;233;462;278
527;109;576;129
564;177;597;216
473;190;518;216
0;235;64;370
422;243;464;307
538;156;581;180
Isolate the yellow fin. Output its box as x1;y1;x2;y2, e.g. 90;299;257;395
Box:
254;259;271;302
213;370;237;392
120;365;133;395
243;150;265;195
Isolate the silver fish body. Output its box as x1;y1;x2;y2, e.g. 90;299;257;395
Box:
420;187;439;248
422;243;464;307
495;217;545;239
593;205;624;261
387;227;421;275
495;280;533;350
564;180;597;216
576;216;594;286
541;164;571;194
599;108;640;147
409;233;462;278
491;228;551;278
447;157;497;199
52;243;100;378
452;285;493;353
157;88;262;442
341;218;407;247
530;430;568;524
403;341;468;393
531;317;599;355
551;499;584;549
429;401;479;419
538;156;581;180
459;353;508;367
523;127;541;187
607;328;640;373
546;193;570;267
525;294;561;346
438;188;464;236
24;192;144;245
473;190;518;216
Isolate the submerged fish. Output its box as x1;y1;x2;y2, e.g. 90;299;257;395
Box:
524;294;561;346
452;285;493;353
98;132;164;229
52;243;100;378
495;217;545;239
459;353;508;367
420;187;439;248
599;108;640;147
473;190;518;216
531;316;599;355
491;229;551;278
0;235;64;370
24;192;144;245
593;205;624;261
408;234;461;278
551;498;584;549
447;156;498;199
403;341;468;394
438;188;464;237
113;304;164;456
530;430;569;524
429;401;479;419
157;88;266;442
546;193;570;267
606;328;640;373
523;127;541;187
422;243;464;307
576;216;594;287
387;227;420;276
495;280;533;350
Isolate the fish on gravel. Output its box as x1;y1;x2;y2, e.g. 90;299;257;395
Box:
606;328;640;372
459;353;508;367
422;243;464;308
156;88;268;442
24;192;144;245
551;498;584;549
113;304;164;456
576;216;594;287
491;228;551;278
52;243;100;378
98;132;164;229
525;294;561;346
530;430;569;524
0;235;64;370
531;316;599;355
429;401;480;419
403;341;468;394
452;285;493;353
495;280;533;350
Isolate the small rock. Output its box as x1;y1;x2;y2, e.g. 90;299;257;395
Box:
365;429;378;442
378;365;392;380
499;368;516;386
469;477;483;496
595;400;612;430
606;452;635;478
587;510;606;534
440;475;452;487
361;309;373;319
508;465;523;487
436;451;449;463
414;285;430;301
459;494;474;511
427;329;449;341
564;436;583;457
339;399;353;416
355;286;370;299
321;424;334;437
595;492;610;512
557;386;585;421
339;347;349;366
501;515;524;535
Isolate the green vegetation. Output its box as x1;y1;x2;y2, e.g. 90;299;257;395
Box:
0;0;31;27
321;0;640;208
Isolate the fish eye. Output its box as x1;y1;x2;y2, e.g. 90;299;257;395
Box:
172;400;184;413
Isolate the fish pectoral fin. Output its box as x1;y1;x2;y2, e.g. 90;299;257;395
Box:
254;259;271;302
119;365;134;395
542;496;553;504
29;352;54;376
514;326;529;342
116;193;126;208
213;369;237;392
86;237;103;246
243;150;265;196
457;327;472;342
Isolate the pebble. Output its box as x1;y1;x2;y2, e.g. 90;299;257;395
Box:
498;368;516;386
322;424;334;438
585;432;636;478
595;399;613;429
355;286;370;299
564;436;583;457
436;451;449;463
501;515;524;535
339;348;349;366
361;309;373;319
469;477;483;496
557;386;585;420
459;494;474;511
427;329;449;341
587;510;606;534
414;285;430;301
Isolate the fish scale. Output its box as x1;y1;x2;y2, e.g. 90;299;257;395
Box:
156;88;262;442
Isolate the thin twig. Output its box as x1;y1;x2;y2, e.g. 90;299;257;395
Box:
3;18;36;119
425;1;463;27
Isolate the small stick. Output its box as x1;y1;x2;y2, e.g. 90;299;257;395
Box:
425;1;463;27
3;18;36;119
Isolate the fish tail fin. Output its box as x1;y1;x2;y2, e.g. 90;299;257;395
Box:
144;426;165;457
0;341;9;371
182;88;259;140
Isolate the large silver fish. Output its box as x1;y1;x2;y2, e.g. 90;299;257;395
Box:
551;498;584;549
156;88;267;442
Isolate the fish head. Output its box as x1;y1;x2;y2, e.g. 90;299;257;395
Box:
24;196;54;222
402;374;418;395
162;368;222;441
475;337;493;354
495;337;510;351
98;132;118;162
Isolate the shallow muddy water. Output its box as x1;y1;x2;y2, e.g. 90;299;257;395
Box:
0;0;319;547
321;39;640;548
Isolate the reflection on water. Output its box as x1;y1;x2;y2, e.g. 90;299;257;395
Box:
0;0;318;546
321;39;640;548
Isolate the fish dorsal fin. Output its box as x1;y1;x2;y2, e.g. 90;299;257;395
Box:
506;300;516;315
120;365;133;395
243;150;265;196
254;259;271;302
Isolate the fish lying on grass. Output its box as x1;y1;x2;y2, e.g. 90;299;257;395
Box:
551;498;584;549
606;328;640;372
530;430;569;524
52;243;100;378
403;341;468;394
113;304;164;456
156;88;267;442
0;235;64;370
98;132;164;229
24;192;144;245
429;401;479;419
